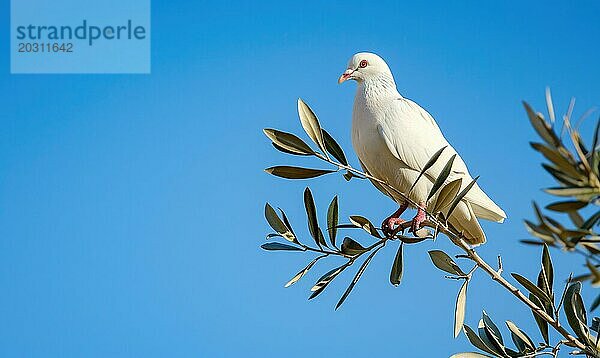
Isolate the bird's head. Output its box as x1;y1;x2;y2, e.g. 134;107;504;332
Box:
338;52;393;84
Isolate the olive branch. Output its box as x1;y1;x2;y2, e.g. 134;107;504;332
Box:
261;94;600;357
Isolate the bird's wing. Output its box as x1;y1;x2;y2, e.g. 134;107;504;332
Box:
358;159;395;200
404;98;443;132
379;98;470;183
378;98;506;222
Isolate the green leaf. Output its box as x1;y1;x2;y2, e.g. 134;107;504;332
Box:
523;101;560;147
529;293;549;344
398;235;431;244
343;171;354;181
446;176;479;219
454;280;468;338
261;242;303;251
335;224;359;229
592;317;600;333
428;154;456;201
336;245;383;310
349;215;382;238
264;203;296;242
519;240;545;246
542;163;583;186
477;317;506;356
285;256;323;288
428;250;466;276
563;230;591;244
537;270;551;308
389;242;404;286
544;186;599;200
584;260;600;286
263;128;315;155
564;281;590;344
309;263;348;299
462;325;497;356
433;178;462;213
506;321;535;353
410;145;447;192
541;244;553;293
583;210;600;230
530;142;583;179
322;129;348;165
278;208;296;238
543;216;565;236
572;272;594;282
545;87;556;123
582;242;600;255
568;211;585;228
545;200;588;212
326;196;339;248
297;98;327;155
481;311;504;345
568;126;590;170
272;142;311;156
311;266;343;291
523;220;555;243
532;202;546;224
341;237;368;256
511;273;551;304
519;239;545;246
591;293;600;311
450;353;492;358
591;118;600;177
265;166;335;179
304;187;327;248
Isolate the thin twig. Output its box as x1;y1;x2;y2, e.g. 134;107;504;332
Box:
552;341;564;358
466;264;478;280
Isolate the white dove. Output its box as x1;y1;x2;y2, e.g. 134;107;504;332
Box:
338;52;506;245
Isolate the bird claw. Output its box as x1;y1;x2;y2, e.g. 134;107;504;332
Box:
409;220;421;235
381;203;409;238
409;208;426;236
382;217;405;238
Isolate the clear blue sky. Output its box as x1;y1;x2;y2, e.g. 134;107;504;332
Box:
2;1;600;357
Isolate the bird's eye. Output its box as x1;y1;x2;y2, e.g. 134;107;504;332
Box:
359;60;368;68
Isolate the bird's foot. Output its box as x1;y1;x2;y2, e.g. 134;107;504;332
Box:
382;217;406;238
409;203;427;235
381;202;409;238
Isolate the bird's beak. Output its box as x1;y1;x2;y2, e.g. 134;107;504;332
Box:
338;69;355;84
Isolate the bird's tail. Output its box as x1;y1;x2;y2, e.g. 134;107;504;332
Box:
448;201;486;246
467;184;507;223
472;202;506;223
